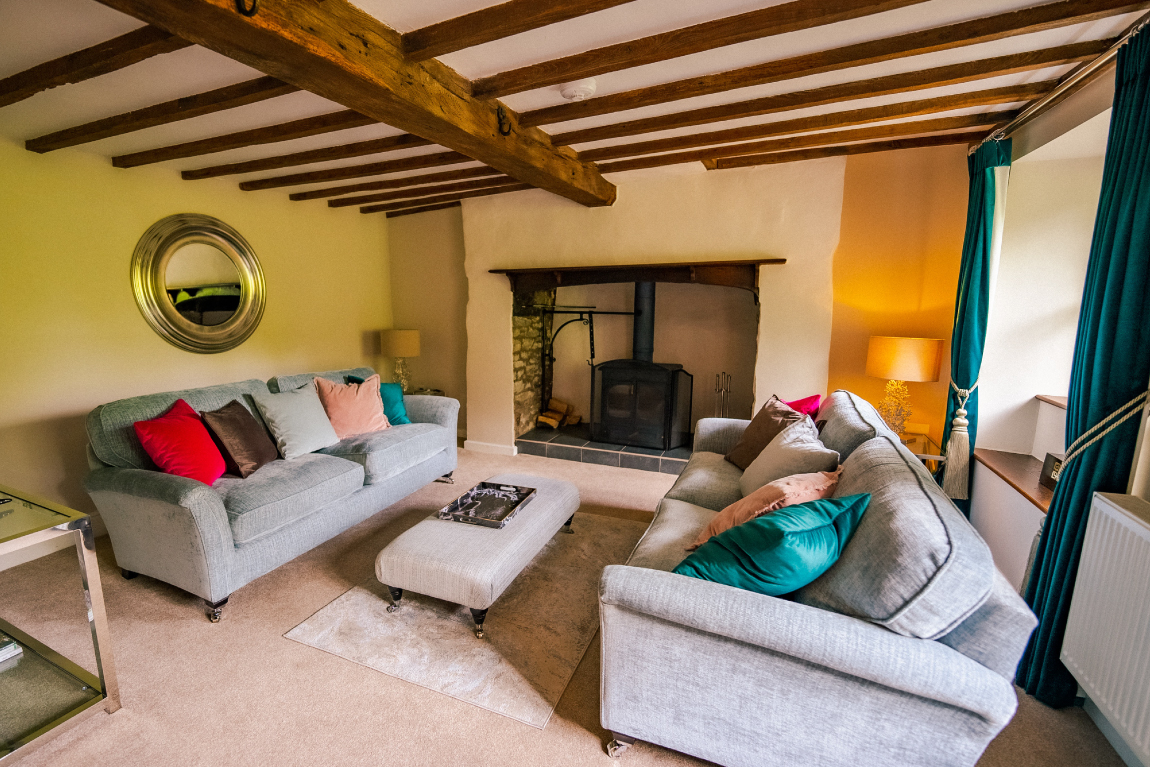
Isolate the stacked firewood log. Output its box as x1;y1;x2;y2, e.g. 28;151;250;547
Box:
537;398;581;429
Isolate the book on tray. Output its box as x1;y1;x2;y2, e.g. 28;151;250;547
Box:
438;482;536;529
0;631;23;669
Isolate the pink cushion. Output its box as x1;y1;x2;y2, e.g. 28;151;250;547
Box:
133;399;226;485
687;468;841;550
314;374;390;440
783;394;822;417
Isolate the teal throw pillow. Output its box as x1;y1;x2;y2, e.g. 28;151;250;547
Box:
347;375;411;425
672;493;871;597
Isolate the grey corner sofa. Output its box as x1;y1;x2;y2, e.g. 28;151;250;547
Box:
84;367;458;621
599;390;1037;767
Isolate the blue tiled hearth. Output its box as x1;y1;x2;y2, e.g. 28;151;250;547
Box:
515;424;690;475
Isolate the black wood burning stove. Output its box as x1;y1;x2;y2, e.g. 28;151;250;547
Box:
590;283;692;450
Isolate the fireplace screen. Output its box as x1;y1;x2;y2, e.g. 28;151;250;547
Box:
590;360;692;450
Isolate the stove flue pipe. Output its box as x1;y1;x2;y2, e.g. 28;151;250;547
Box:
632;281;655;363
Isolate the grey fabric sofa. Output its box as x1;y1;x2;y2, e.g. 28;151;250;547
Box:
600;390;1036;767
84;367;457;621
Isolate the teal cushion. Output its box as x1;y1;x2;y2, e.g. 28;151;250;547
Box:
347;375;411;425
672;493;871;597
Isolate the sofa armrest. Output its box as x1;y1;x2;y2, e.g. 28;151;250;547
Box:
404;395;459;432
85;468;235;603
692;418;749;455
600;565;1016;724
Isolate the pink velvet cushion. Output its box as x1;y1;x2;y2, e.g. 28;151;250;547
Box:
314;374;390;440
783;394;823;417
687;468;841;550
133;399;226;485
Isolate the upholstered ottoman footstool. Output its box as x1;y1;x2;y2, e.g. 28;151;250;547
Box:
375;473;580;637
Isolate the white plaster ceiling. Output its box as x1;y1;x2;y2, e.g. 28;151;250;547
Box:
0;0;1139;205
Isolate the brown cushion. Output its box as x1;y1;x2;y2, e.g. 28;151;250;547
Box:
724;396;804;469
202;400;279;478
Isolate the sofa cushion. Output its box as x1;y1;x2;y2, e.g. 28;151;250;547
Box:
724;396;805;469
795;435;995;640
202;399;279;478
87;379;271;470
214;453;364;545
937;567;1037;680
690;469;840;550
251;386;340;460
268;367;375;394
318;422;447;484
815;390;896;460
664;452;743;512
737;418;839;496
132;399;227;485
314;374;391;440
626;498;715;572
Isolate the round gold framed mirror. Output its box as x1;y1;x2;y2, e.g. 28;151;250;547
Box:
131;214;265;354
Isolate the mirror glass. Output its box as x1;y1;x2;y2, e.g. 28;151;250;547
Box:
164;242;242;326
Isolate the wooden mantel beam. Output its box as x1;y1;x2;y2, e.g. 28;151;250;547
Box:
92;0;615;207
489;259;785;297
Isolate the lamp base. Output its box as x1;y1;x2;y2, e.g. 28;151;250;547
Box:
877;379;912;435
394;358;412;394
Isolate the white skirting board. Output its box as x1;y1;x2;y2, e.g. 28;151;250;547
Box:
463;440;518;456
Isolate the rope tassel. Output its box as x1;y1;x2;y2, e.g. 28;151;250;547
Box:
942;382;978;500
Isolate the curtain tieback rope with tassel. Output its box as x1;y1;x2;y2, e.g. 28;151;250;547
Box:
941;379;979;500
1060;389;1150;469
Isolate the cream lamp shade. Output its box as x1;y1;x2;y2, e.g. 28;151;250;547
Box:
865;337;943;383
380;329;421;359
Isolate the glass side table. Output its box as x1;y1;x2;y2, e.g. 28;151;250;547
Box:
0;483;120;761
901;432;944;473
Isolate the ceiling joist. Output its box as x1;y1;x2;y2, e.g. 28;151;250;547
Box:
521;0;1146;128
288;166;503;201
386;201;462;218
328;176;516;208
239;150;469;191
181;132;431;180
702;132;987;170
360;183;532;214
93;0;614;206
551;39;1109;146
0;25;192;109
471;0;931;99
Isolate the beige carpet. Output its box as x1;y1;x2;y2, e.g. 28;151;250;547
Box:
0;449;1127;767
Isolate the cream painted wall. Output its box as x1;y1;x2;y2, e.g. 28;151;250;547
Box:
826;144;969;443
977;154;1103;453
461;161;845;452
387;204;468;434
0;138;391;519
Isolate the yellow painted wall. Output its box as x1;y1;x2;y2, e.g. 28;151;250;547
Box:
0;138;391;517
827;145;969;443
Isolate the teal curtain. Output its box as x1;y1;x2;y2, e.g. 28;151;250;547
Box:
940;139;1013;512
1019;30;1150;707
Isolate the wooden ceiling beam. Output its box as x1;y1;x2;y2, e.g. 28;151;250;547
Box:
703;132;987;170
329;176;517;207
471;0;930;99
181;133;431;180
112;109;376;168
239;150;470;191
402;0;640;62
386;201;462;218
0;26;192;109
288;166;503;201
93;0;614;207
25;76;298;153
579;82;1051;162
522;0;1147;128
551;40;1109;146
361;184;532;214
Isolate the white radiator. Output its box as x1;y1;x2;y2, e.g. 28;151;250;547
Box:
1062;492;1150;765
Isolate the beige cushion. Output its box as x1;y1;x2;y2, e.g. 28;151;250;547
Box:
314;374;390;440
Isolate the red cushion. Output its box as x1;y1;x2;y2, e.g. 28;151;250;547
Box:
783;394;822;417
133;399;226;485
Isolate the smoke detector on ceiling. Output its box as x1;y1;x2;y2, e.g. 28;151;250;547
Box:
559;78;597;101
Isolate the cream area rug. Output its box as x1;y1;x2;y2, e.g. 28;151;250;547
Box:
285;512;647;729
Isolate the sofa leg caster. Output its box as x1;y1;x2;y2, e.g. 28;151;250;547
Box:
205;597;228;623
386;586;403;613
470;607;488;638
121;568;138;580
436;472;455;484
562;514;575;534
606;733;635;758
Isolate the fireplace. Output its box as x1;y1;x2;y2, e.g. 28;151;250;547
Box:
589;282;693;450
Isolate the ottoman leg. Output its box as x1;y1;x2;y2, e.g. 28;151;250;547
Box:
563;514;575;534
386;586;403;613
470;607;489;638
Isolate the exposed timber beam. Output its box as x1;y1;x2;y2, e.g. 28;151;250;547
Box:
522;0;1147;127
551;40;1109;146
182;133;431;180
471;0;931;99
579;83;1051;162
698;133;988;172
329;176;517;207
25;76;298;153
0;26;192;109
361;184;532;214
386;201;462;218
112;110;375;168
402;0;639;62
239;150;470;191
93;0;614;207
289;166;503;201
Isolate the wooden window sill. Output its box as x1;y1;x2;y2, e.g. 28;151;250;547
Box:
1036;394;1068;409
973;448;1052;513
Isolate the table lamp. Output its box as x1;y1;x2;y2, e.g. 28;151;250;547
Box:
865;336;943;434
380;329;420;393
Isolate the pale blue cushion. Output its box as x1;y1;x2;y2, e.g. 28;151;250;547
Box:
251;386;339;460
319;422;448;484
